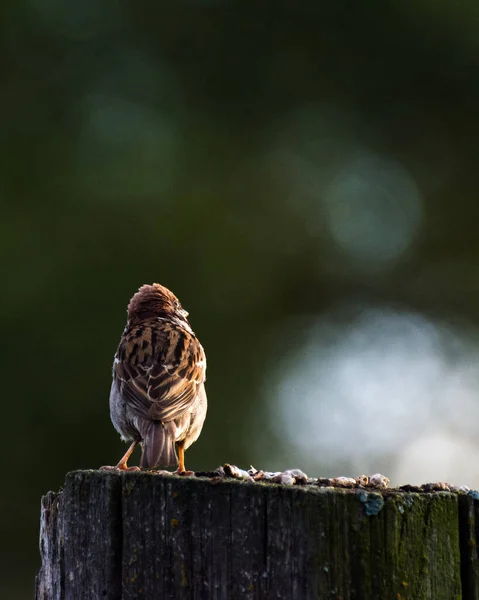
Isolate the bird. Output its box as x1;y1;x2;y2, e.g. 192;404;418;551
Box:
102;283;207;474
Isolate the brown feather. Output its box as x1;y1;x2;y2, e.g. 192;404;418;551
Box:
109;283;207;470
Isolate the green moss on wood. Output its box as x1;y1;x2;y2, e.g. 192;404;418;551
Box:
37;471;470;600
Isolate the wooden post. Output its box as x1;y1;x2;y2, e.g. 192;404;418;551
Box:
36;470;479;599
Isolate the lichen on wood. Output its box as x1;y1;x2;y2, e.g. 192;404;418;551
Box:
36;470;477;599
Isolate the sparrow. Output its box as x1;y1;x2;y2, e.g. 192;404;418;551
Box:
103;283;207;474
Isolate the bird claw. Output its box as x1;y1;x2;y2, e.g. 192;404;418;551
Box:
173;469;195;477
99;464;141;472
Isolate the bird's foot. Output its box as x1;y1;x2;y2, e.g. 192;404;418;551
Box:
100;464;141;472
173;469;195;477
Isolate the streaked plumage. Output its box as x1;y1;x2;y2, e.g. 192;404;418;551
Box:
106;283;207;473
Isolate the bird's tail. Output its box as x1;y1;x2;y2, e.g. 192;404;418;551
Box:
140;421;177;469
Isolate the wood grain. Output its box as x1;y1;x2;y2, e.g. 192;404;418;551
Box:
36;470;479;599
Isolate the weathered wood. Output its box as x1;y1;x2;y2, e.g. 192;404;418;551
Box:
36;470;479;600
459;492;479;599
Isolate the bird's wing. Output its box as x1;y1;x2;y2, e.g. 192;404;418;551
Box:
114;320;206;423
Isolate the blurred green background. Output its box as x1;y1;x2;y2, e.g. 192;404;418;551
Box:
4;1;479;597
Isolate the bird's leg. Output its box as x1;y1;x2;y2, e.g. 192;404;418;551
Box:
173;440;194;476
100;440;141;471
115;440;141;470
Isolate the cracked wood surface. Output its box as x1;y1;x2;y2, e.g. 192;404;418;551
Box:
36;470;479;600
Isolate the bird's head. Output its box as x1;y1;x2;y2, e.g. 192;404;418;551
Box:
127;283;189;324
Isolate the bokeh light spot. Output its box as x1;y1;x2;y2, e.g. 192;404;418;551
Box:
324;154;423;268
75;94;181;201
263;305;479;483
